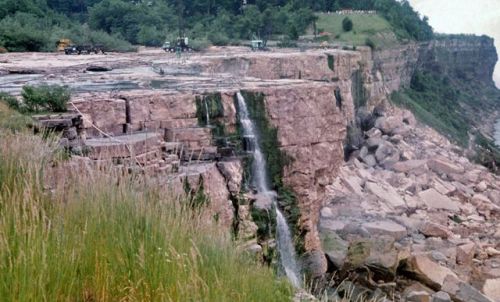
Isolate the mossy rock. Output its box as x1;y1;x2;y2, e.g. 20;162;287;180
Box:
320;231;348;268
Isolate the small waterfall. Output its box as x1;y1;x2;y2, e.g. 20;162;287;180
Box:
204;99;210;126
236;92;301;288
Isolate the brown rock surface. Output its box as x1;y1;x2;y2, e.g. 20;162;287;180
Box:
404;255;458;290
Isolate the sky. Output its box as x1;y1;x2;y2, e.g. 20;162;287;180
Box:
408;0;500;88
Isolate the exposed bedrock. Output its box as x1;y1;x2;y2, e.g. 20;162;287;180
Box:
33;35;500;296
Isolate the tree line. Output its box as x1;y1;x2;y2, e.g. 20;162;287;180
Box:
0;0;433;52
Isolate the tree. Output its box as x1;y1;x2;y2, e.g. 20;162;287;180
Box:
342;17;353;32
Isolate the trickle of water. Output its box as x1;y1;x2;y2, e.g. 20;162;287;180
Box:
204;99;210;126
236;92;301;288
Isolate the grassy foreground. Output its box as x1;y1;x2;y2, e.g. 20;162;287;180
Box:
0;107;293;301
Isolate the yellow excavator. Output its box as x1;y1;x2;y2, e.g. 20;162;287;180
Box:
56;39;72;52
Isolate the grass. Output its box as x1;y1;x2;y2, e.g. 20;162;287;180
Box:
314;13;399;48
0;101;33;131
0;121;293;300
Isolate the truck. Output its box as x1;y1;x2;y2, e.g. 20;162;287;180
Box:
162;37;192;53
64;44;106;55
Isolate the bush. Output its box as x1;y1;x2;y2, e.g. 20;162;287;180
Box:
189;37;211;51
342;17;353;32
21;84;70;113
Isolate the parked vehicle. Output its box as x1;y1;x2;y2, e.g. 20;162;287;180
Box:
64;44;106;55
162;37;192;52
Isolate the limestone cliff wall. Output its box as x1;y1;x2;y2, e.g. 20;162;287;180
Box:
69;36;499;257
418;35;498;86
205;51;361;83
255;83;352;251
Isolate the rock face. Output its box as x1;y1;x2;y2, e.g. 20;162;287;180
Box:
16;38;500;300
419;36;498;86
256;83;355;251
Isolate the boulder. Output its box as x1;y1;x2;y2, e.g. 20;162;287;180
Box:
419;222;452;239
407;291;431;302
402;110;417;126
375;116;404;135
319;230;348;268
486;247;500;257
302;250;328;278
456;243;476;265
432;291;452;302
365;128;382;138
403;255;457;290
392;160;428;174
361;154;377;167
475;181;488;192
366;137;384;148
419;188;460;212
427;157;465;176
362;220;407;241
375;142;400;168
365;181;407;210
441;275;493;302
365;236;399;275
483;278;500;301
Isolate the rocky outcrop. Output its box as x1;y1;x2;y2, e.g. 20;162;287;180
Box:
418;36;498;86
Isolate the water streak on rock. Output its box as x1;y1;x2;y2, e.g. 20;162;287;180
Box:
236;92;301;288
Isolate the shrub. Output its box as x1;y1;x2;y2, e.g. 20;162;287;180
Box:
21;84;70;113
189;37;211;51
342;17;353;32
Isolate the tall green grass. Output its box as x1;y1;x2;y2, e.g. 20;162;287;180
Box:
0;129;293;301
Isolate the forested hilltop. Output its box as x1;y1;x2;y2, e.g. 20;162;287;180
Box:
0;0;432;52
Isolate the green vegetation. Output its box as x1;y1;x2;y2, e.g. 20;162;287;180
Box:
391;69;500;172
391;90;468;144
391;70;472;145
0;117;293;301
342;17;353;32
1;0;432;51
0;7;135;52
2;85;70;114
316;13;398;47
0;101;33;132
20;84;70;113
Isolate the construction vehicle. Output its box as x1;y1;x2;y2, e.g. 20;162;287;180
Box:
64;44;106;55
57;39;72;52
162;37;192;52
250;39;266;51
